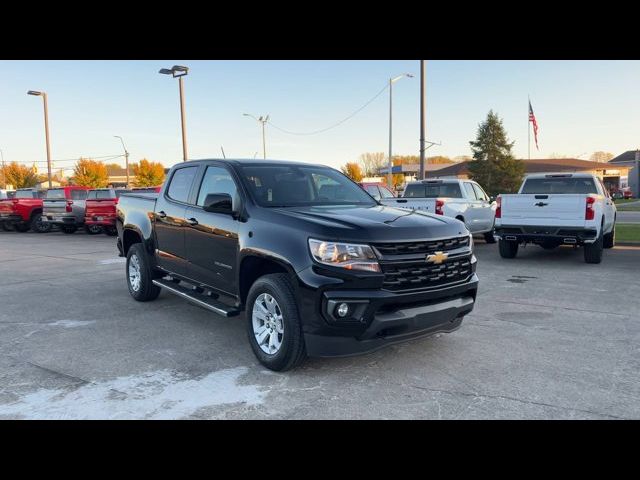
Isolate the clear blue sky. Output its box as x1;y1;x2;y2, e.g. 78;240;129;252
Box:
1;60;639;173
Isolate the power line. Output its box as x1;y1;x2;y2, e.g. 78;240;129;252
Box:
267;82;390;136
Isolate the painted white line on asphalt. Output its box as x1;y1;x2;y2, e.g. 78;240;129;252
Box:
98;258;126;265
0;367;266;420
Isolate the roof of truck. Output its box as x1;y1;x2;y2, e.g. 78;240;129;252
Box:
179;158;329;168
523;172;597;179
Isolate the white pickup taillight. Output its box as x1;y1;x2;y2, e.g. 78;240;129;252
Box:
435;199;445;215
66;200;73;213
585;196;596;220
495;195;502;218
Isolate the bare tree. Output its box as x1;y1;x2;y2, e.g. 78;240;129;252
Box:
358;152;386;177
589;151;614;163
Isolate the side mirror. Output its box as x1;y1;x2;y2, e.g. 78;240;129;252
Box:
203;193;234;214
489;195;496;203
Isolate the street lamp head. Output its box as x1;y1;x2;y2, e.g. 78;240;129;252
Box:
27;90;43;96
405;73;415;78
159;68;173;75
159;65;189;78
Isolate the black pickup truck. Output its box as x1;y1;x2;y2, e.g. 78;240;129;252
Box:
116;159;479;371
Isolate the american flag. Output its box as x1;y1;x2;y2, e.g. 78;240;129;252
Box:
529;100;539;150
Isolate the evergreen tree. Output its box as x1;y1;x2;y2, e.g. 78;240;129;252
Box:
468;110;525;195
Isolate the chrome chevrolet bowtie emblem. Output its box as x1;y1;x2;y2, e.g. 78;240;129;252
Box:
426;251;448;264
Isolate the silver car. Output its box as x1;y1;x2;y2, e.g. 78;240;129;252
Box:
42;187;91;234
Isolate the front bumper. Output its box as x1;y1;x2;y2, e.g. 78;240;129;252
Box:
298;266;478;357
494;226;597;245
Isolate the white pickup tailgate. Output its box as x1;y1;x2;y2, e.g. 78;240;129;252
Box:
501;194;588;226
379;198;436;213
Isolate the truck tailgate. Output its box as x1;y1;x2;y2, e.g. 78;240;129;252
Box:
44;199;68;214
501;194;587;225
86;199;117;217
380;198;436;213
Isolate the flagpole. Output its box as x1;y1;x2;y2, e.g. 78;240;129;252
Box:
528;95;531;161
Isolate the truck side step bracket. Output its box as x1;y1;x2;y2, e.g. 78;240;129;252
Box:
152;279;240;317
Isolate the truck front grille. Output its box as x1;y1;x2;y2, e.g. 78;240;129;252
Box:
373;236;469;256
381;256;473;292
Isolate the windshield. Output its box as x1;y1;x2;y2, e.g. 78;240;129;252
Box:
404;183;463;198
15;190;35;199
521;177;598;194
238;164;377;208
46;189;66;199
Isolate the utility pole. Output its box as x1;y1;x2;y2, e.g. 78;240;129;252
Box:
387;73;413;189
419;60;426;180
0;148;5;189
243;114;269;159
114;136;130;187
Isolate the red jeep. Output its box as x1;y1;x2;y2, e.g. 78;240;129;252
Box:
0;188;48;232
85;188;131;236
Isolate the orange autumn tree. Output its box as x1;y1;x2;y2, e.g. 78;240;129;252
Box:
340;162;364;182
133;159;166;187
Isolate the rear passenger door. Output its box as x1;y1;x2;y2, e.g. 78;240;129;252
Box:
470;182;495;232
154;165;199;276
461;182;483;232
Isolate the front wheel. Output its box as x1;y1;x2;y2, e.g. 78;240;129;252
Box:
126;243;161;301
61;225;77;234
498;239;519;259
246;273;306;371
603;225;615;249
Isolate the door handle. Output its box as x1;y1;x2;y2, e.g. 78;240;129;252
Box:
157;211;167;219
186;217;199;226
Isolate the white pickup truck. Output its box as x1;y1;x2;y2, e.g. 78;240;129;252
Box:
380;179;497;243
494;173;617;263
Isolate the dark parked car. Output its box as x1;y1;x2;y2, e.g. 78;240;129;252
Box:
116;159;478;371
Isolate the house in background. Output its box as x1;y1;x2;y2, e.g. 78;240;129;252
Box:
608;150;639;196
429;158;631;194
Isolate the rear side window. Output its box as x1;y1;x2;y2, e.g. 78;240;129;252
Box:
88;190;114;200
46;189;66;199
472;183;489;201
521;177;598;194
463;183;476;199
404;183;463;198
71;189;87;200
167;166;198;203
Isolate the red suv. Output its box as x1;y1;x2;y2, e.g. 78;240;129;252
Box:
0;188;48;232
85;188;131;235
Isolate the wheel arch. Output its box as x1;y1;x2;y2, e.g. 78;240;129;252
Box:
239;255;296;307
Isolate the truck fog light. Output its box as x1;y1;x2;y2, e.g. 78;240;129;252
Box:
336;303;350;318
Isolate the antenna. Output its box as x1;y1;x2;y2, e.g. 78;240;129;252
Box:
221;146;226;159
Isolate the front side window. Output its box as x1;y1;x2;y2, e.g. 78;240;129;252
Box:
197;166;238;207
463;183;476;199
239;165;376;208
15;190;35;199
471;183;489;201
167;166;198;203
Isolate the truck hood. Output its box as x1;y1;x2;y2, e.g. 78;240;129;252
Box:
270;204;468;242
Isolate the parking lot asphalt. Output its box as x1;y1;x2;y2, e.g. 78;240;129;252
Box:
1;230;639;419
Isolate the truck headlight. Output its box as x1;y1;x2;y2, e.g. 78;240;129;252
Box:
308;239;381;272
469;232;474;252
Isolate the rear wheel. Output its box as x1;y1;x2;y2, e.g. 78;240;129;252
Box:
584;229;604;264
246;273;306;371
61;225;77;234
498;239;519;259
126;243;161;301
31;213;52;233
105;226;118;236
603;224;615;249
85;224;103;235
14;222;31;232
2;222;13;231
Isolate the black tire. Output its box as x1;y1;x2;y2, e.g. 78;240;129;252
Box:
498;239;519;259
603;225;615;249
61;225;77;234
85;224;103;235
1;222;13;231
31;213;52;233
126;243;161;301
14;222;31;232
483;231;497;244
246;273;306;371
105;226;118;236
584;229;604;264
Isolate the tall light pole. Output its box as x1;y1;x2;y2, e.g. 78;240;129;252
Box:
419;61;426;180
114;136;130;187
27;90;52;188
243;114;269;159
388;73;414;188
159;65;189;162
